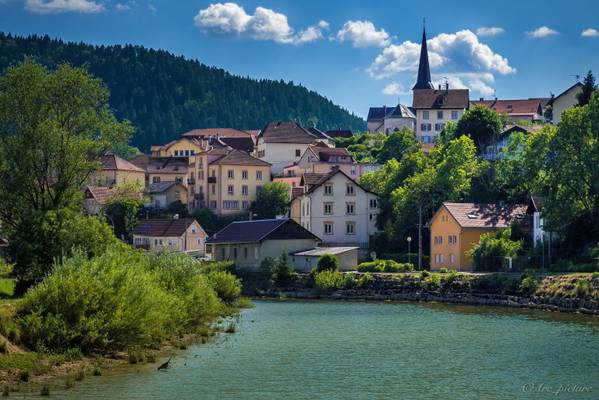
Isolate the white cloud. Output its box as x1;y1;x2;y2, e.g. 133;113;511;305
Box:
336;20;390;47
433;73;495;97
115;1;135;11
194;2;328;45
476;26;504;36
527;26;558;38
24;0;104;13
368;29;515;79
581;28;599;37
382;82;407;95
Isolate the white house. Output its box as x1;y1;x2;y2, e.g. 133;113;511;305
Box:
366;104;416;134
290;169;379;254
550;82;583;125
132;218;207;254
290;247;359;272
256;121;331;175
411;28;469;144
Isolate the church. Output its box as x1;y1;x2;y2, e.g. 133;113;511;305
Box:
367;28;470;144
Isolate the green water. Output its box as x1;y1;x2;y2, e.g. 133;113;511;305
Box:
35;301;599;399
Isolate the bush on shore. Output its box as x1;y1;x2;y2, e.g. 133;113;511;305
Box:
357;259;413;273
16;247;241;354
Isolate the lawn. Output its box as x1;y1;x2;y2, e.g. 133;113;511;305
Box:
0;278;15;298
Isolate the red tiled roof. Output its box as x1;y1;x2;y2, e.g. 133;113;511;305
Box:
412;89;469;109
309;145;353;162
441;202;527;229
182;128;252;138
470;99;542;117
209;149;271;167
101;154;145;172
85;186;117;205
258;121;318;144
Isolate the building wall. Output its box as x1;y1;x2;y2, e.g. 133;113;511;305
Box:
383;117;416;134
415;108;463;142
256;141;314;175
211;238;317;269
156;139;204;157
367;120;383;134
429;207;462;271
148;171;188;186
299;173;379;248
459;228;492;270
290;197;301;222
206;164;271;216
291;249;358;272
552;86;583;125
91;170;145;188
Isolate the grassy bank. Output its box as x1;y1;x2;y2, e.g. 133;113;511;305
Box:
0;247;247;394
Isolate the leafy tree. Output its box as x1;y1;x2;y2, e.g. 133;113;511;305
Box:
335;132;387;163
455;105;503;152
315;254;339;273
250;182;290;219
0;60;132;285
190;207;237;235
259;252;295;287
167;200;189;218
468;228;523;271
110;142;143;160
104;195;144;241
577;70;596;106
376;128;418;164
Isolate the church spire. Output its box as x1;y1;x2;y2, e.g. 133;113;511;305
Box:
412;26;434;90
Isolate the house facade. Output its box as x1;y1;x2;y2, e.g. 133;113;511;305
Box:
429;202;527;271
256;121;330;175
367;104;416;134
90;154;146;189
132;218;207;254
470;98;545;123
550;82;583;125
290;169;379;251
206;218;321;269
146;181;188;209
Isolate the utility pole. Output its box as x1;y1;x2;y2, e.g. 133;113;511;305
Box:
418;205;422;271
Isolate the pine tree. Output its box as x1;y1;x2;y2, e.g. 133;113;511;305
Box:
577;70;597;106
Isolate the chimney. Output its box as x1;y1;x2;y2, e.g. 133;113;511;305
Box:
438;84;441;90
479;97;484;102
445;82;449;92
383;105;387;116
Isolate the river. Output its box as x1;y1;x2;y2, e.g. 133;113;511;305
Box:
27;300;599;399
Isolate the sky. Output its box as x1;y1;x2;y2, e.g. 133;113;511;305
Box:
1;0;598;119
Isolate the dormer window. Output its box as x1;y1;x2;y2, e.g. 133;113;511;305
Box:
467;213;477;219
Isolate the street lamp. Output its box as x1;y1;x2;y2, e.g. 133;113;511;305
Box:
407;236;412;265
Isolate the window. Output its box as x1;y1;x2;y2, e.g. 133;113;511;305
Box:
448;235;457;244
423;110;429;120
174;150;179;157
435;254;444;264
233;247;237;259
244;247;248;259
434;236;443;245
323;202;333;215
152;176;161;183
421;135;431;144
370;199;378;209
227;185;234;195
295;149;301;157
211;185;216;195
256;185;262;193
256;170;263;180
324;184;333;195
346;202;355;215
198;158;203;169
210;201;217;209
221;248;225;259
242;201;249;210
191;226;197;234
346;221;356;235
437;110;444;119
199;171;204;180
190;150;195;155
420;123;432;132
223;201;239;209
242;170;248;180
324;222;333;235
450;254;455;264
185;150;189;156
351;166;357;175
346;184;355;196
242;185;248;195
227;170;234;179
435;123;445;131
451;110;459;120
254;247;259;260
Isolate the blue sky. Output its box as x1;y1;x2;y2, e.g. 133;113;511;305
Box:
1;0;598;119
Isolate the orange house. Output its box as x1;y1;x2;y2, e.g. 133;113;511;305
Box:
429;202;527;271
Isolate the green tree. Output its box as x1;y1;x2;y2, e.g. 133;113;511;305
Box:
315;254;339;272
104;196;144;241
468;228;523;271
0;61;132;285
167;200;189;218
376;128;418;164
577;70;596;106
250;182;290;219
455;105;503;152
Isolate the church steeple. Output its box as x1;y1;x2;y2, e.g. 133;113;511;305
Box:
412;26;434;90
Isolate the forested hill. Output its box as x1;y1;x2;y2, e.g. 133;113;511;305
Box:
0;32;365;151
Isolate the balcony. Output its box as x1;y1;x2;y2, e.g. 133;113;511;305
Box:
208;176;217;184
187;178;196;185
194;192;204;200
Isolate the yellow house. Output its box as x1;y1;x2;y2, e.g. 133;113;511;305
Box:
150;138;206;158
132;218;207;254
91;154;145;189
429;202;527;271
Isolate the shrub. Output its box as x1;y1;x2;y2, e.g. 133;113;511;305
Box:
356;260;413;273
439;268;448;273
206;271;241;303
573;280;591;298
519;276;539;296
314;270;352;291
468;228;523;271
260;253;296;287
17;247;230;354
315;254;339;272
470;274;519;295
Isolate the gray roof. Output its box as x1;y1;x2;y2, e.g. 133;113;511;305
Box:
147;181;181;193
291;247;358;256
207;218;320;244
367;104;415;121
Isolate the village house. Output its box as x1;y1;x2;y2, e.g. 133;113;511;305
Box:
481;124;543;161
325;129;353;139
132;218;207;254
290;169;379;255
206;218;321;269
411;28;469;144
470;98;546;123
181;128;257;153
550;82;583;125
366;104;416;134
150;137;206;158
90;154;146;189
146;181;188;210
84;185;118;215
256;121;332;175
429;202;527;271
290;246;359;272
